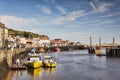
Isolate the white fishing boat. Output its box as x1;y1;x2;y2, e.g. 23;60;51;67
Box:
42;56;56;68
27;49;42;69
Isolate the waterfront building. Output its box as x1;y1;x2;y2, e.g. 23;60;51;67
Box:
0;25;3;48
69;42;76;46
32;38;39;47
0;22;8;48
18;37;26;45
50;39;66;47
38;36;50;47
26;38;32;48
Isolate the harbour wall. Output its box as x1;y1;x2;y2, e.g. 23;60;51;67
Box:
0;48;30;80
0;53;9;80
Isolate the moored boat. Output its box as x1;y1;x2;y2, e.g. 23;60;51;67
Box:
95;48;106;56
54;48;60;52
95;49;102;56
27;49;42;69
95;49;102;55
42;56;56;68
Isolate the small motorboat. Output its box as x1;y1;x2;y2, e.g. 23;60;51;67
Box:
54;48;60;52
95;49;102;54
95;49;106;56
27;49;42;69
42;56;56;68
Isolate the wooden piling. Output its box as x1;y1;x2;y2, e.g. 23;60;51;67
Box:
88;47;95;54
106;47;120;58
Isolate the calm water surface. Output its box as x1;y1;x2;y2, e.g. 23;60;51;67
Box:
5;49;120;80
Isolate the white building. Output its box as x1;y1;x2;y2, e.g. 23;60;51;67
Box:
0;22;8;48
18;37;26;45
39;39;50;47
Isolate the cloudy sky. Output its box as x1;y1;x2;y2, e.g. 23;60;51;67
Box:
0;0;120;44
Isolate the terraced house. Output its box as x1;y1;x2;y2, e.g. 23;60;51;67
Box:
0;22;8;48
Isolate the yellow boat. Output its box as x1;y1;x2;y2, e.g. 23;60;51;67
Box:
43;62;56;68
27;49;42;69
95;49;102;54
27;61;42;69
42;56;57;68
95;49;106;56
95;46;104;56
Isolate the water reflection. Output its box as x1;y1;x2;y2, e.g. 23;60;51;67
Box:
42;68;56;80
27;68;42;76
44;68;56;73
5;70;24;80
5;70;14;80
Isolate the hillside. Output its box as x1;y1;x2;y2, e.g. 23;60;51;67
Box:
8;28;49;39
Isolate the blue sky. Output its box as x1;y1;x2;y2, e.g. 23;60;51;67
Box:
0;0;120;44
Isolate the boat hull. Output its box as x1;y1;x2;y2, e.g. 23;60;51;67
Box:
95;49;106;56
43;62;56;68
27;61;42;69
95;50;102;54
96;54;106;56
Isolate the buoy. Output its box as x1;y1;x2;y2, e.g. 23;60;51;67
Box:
54;48;60;52
39;48;45;53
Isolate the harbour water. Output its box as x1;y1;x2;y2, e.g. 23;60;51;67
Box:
5;49;120;80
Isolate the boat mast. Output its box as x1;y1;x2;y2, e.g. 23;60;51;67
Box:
90;36;92;48
99;34;101;48
113;37;115;45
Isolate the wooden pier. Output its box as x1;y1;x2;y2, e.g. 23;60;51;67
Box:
106;47;120;57
88;47;95;54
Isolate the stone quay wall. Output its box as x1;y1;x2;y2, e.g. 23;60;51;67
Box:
0;48;28;67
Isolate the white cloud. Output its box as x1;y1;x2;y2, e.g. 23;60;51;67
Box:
50;16;65;24
50;10;86;24
56;32;92;43
0;15;40;29
105;20;114;24
90;2;96;11
26;29;40;34
51;0;55;3
51;1;113;25
68;10;85;18
52;1;114;25
89;2;113;13
56;6;66;14
100;12;120;18
98;3;113;12
37;5;52;14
